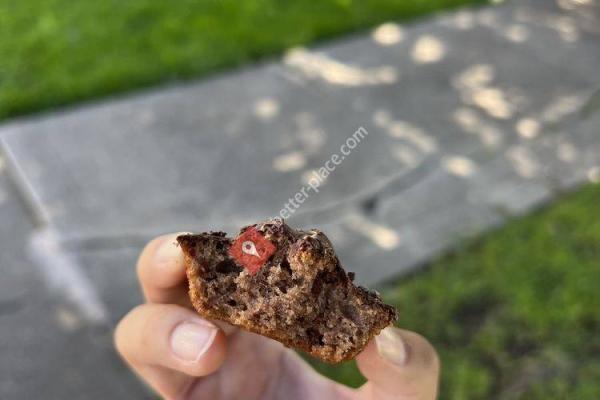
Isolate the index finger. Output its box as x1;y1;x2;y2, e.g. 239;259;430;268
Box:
137;233;190;305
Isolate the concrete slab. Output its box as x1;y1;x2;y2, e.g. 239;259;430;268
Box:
2;0;598;247
0;169;149;399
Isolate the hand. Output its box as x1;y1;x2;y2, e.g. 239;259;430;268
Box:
115;234;440;400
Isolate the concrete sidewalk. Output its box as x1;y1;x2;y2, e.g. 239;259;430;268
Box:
1;0;599;397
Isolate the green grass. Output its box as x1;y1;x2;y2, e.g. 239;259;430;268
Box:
310;184;600;399
0;0;486;120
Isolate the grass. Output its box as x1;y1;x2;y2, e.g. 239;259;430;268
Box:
310;184;600;399
0;0;486;121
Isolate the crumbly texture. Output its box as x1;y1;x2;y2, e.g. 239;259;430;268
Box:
177;219;398;364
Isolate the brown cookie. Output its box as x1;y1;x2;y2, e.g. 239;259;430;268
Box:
177;218;397;364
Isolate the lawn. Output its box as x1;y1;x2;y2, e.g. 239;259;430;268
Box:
0;0;486;120
310;184;600;399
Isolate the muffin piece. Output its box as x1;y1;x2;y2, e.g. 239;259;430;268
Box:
177;218;397;364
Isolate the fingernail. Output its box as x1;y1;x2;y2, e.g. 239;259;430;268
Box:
376;327;409;366
170;321;217;362
155;234;183;270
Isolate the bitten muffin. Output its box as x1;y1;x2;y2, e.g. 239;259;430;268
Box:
177;218;397;364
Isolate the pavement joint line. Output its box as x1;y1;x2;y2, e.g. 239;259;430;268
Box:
2;138;109;323
14;157;440;252
288;156;440;224
0;138;50;227
28;227;109;325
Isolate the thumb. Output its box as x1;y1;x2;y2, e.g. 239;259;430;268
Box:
355;327;440;400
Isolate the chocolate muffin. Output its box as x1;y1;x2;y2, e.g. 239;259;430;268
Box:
177;218;397;364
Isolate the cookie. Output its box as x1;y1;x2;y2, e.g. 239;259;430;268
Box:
177;218;397;364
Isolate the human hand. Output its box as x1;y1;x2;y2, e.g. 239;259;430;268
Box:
115;234;440;399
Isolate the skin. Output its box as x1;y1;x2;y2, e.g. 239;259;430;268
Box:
115;234;440;400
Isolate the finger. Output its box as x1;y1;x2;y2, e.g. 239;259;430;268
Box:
137;233;190;305
356;327;440;400
115;304;227;398
137;233;239;336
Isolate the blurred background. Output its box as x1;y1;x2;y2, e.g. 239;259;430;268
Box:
1;0;599;398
